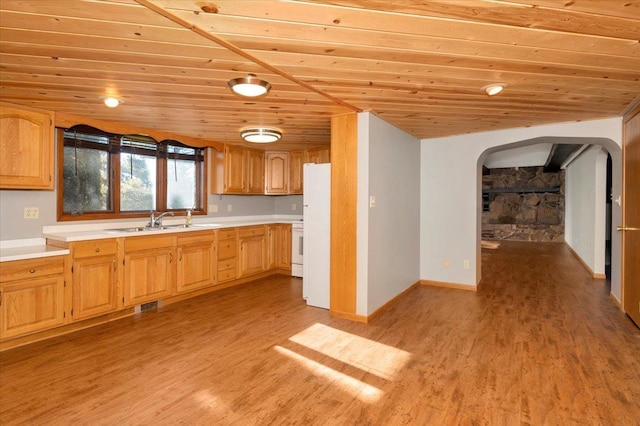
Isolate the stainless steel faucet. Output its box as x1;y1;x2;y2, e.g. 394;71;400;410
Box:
148;211;174;228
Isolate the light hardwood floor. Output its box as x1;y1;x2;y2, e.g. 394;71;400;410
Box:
1;241;639;425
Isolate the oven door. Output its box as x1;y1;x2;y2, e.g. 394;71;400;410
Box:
291;227;303;277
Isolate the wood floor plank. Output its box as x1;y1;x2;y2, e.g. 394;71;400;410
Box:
1;242;639;424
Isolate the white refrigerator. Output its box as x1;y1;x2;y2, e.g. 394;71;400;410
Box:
302;163;331;309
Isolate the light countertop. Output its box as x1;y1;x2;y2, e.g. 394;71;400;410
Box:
1;215;302;262
0;238;70;263
41;215;303;242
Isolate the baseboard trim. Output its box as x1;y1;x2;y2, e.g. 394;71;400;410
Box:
421;279;477;292
610;292;622;310
329;309;368;323
366;281;421;322
566;243;606;280
0;308;135;352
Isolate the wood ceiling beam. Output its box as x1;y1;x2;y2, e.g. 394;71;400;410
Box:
134;0;360;113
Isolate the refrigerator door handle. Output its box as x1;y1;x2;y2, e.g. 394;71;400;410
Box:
299;236;303;255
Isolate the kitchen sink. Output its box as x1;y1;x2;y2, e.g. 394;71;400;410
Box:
105;223;218;233
106;226;159;233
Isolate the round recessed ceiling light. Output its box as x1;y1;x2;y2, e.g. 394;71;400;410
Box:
241;127;282;143
103;97;121;108
228;74;271;98
482;83;507;96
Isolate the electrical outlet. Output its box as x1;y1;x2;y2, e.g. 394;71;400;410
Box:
209;204;218;213
463;260;470;269
369;196;376;208
444;258;450;268
24;207;39;219
292;203;297;211
227;204;233;212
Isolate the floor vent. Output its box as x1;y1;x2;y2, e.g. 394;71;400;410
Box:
140;301;158;312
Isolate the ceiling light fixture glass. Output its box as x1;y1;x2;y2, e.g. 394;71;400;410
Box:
103;97;121;108
228;74;271;97
241;127;282;143
482;83;507;96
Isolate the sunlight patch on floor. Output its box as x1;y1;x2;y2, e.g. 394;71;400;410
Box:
193;389;229;414
288;323;412;380
274;345;383;403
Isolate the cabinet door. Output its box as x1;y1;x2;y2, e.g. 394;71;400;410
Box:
239;234;266;277
0;275;65;339
266;225;278;270
72;255;118;320
177;242;216;293
225;146;247;193
124;248;174;306
0;102;54;190
289;151;305;194
278;225;292;269
307;148;330;165
246;149;265;194
265;152;289;194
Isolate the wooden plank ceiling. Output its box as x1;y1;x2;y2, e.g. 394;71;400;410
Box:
1;0;639;150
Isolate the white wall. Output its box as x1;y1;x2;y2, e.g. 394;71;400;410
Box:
420;118;623;299
565;146;608;276
357;113;421;316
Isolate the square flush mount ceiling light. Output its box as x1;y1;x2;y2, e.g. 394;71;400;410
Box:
228;74;271;97
241;127;282;143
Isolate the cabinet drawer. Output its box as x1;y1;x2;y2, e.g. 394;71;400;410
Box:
217;268;237;282
125;235;175;252
177;231;215;246
72;239;118;258
238;226;266;238
217;258;236;272
218;239;237;259
0;256;65;283
217;228;237;240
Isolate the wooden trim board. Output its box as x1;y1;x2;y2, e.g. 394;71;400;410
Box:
421;279;478;292
565;243;606;280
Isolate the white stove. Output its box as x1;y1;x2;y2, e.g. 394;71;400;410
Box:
291;221;304;277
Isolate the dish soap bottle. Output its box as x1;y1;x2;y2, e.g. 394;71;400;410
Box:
186;209;192;227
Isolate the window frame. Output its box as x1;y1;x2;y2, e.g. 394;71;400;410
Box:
56;126;207;221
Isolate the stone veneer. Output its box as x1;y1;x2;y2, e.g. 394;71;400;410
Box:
482;166;564;242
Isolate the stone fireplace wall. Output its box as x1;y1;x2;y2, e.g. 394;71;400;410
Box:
482;166;564;242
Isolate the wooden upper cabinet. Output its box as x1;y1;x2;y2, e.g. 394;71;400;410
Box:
307;147;330;165
289;151;306;194
0;102;54;190
224;145;247;193
246;149;265;194
210;146;263;195
265;152;290;194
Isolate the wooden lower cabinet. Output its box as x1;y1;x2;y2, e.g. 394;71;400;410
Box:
238;226;267;277
277;224;292;270
70;239;118;321
123;235;175;307
176;232;216;293
0;256;66;340
266;225;278;270
217;228;238;283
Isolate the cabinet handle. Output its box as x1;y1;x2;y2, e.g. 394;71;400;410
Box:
179;248;183;262
29;268;36;274
95;248;100;253
169;252;173;263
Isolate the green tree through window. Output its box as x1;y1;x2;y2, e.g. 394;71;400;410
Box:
60;125;204;220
